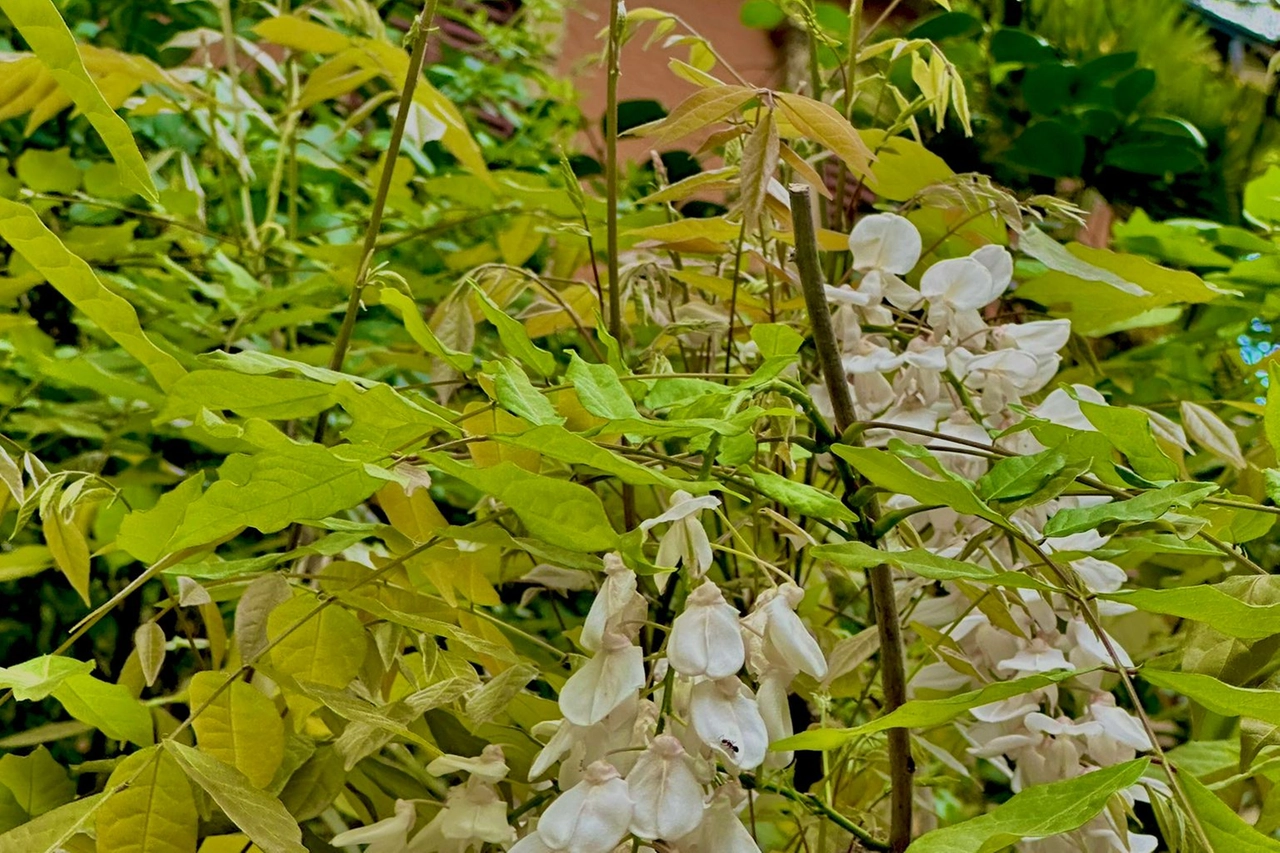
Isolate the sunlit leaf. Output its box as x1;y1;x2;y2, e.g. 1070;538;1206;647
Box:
187;672;286;789
95;747;197;853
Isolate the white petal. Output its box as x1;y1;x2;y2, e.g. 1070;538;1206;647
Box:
848;213;922;275
538;761;633;853
757;671;794;770
332;798;415;847
509;834;554;853
530;719;580;780
689;677;769;770
762;587;827;680
668;581;745;679
640;492;720;531
559;637;646;726
969;244;1013;295
920;256;995;309
627;735;705;840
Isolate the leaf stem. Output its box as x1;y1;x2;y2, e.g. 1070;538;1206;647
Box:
790;183;913;851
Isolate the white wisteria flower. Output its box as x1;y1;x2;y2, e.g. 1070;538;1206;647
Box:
751;582;828;680
827;212;922;307
640;490;721;576
559;631;646;726
581;553;646;652
331;799;417;853
668;580;746;679
535;761;633;853
919;245;1012;341
626;734;706;840
689;676;769;770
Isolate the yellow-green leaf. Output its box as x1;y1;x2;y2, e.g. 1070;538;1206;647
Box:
134;623;165;688
266;595;366;689
776;92;873;177
0;656;93;702
187;672;285;790
163;742;305;853
0;792;106;853
50;673;153;746
379;288;472;371
95;747;197;853
0;0;156;199
41;508;89;606
629;85;755;143
1144;669;1280;726
0;747;73;817
0;200;184;389
1180;768;1280;852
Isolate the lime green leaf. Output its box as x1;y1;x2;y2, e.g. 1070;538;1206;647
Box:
775;671;1080;751
0;792;106;853
1016;239;1232;337
426;454;619;552
831;445;1006;527
1143;669;1280;726
904;759;1149;852
160;372;334;421
0;0;156;200
95;747;197;853
566;352;638;420
1266;364;1280;456
0;200;183;389
748;467;856;523
188;672;286;789
160;444;394;555
1042;482;1217;537
50;673;152;746
0;656;93;702
492;425;712;494
749;323;804;358
266;595;366;688
379;288;472;372
0;747;73;817
815;542;988;579
487;358;563;425
134;623;166;688
1103;582;1280;640
856;130;954;201
116;475;205;564
163;742;305;853
1180;768;1280;851
1079;401;1178;482
41;507;89;605
332;382;460;448
472;285;556;378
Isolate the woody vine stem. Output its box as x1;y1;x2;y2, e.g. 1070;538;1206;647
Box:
790;183;914;852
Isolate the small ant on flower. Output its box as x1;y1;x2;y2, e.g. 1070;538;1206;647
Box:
720;738;740;755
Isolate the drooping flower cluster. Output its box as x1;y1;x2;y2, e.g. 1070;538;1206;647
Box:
820;214;1158;852
510;495;831;853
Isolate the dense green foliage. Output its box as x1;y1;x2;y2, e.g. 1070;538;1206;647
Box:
2;1;1280;852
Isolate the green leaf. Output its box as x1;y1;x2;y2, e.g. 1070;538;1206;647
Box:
50;673;152;746
1042;481;1217;537
1180;765;1280;851
0;656;93;702
1103;582;1280;640
1267;364;1280;456
266;595;367;688
163;741;306;853
0;0;156;200
0;200;183;389
487;359;564;425
278;746;345;821
41;506;89;605
95;746;198;853
775;671;1080;751
472;285;556;378
426;454;619;552
740;0;785;29
1016;238;1233;337
0;748;73;817
904;759;1149;852
0;792;106;853
492;425;712;493
332;382;460;448
856;130;955;201
1079;401;1178;482
776;92;873;177
160;443;394;555
831;445;1007;527
188;672;286;789
812;541;1019;584
748;467;856;523
566;352;638;420
1143;669;1280;726
629;85;756;144
160;372;334;421
749;323;804;358
379;287;472;371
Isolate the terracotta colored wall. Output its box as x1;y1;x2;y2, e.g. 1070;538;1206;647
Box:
557;0;785;162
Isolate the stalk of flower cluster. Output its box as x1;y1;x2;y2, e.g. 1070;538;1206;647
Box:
790;183;913;851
